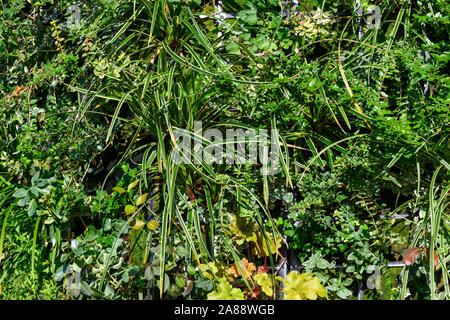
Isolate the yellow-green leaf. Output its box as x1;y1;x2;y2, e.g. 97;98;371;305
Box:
253;231;282;258
276;271;327;300
131;219;145;230
127;179;140;191
112;187;126;194
229;214;258;245
207;278;245;300
198;262;233;282
136;193;149;206
125;204;136;215
254;272;274;296
147;220;159;230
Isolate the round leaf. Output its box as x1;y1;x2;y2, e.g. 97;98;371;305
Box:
125;205;137;215
147;220;159;230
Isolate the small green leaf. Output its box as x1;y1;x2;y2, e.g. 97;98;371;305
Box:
175;276;185;288
187;265;196;275
30;186;39;196
336;287;352;299
104;285;114;297
18;193;29;206
13;188;27;198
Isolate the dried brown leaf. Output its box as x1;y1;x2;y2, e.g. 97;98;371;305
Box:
403;247;423;266
423;248;439;267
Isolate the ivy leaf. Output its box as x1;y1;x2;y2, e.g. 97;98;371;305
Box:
336;287;352;299
254;272;274;296
207;278;245;300
276;271;328;300
238;8;258;25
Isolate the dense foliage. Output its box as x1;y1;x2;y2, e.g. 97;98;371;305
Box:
0;0;449;300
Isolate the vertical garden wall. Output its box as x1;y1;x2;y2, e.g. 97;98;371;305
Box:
0;0;449;300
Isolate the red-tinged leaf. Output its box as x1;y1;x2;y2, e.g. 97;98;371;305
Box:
403;247;423;266
187;187;196;201
257;266;269;274
424;248;439;267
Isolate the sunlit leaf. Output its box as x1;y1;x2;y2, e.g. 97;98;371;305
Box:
127;179;140;191
198;262;233;282
254;272;274;296
228;258;256;278
207;278;245;300
27;199;37;217
147;220;159;230
131;219;146;230
253;231;282;258
276;271;327;300
112;187;126;194
125;204;136;215
229;214;258;244
136;193;149;206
